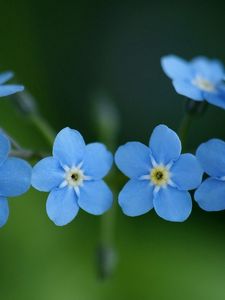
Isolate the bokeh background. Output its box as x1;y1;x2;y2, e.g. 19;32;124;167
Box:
0;0;225;299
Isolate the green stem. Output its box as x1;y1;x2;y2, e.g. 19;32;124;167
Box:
29;113;55;146
10;149;49;160
178;113;193;149
98;198;117;279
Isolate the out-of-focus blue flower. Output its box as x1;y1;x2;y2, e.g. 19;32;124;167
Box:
161;55;225;110
0;71;24;97
0;133;32;227
32;127;113;226
115;125;203;222
195;139;225;211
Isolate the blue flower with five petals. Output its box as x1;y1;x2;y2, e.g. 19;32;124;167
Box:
32;127;113;226
195;139;225;211
115;125;203;222
0;133;32;227
0;71;24;97
161;55;225;110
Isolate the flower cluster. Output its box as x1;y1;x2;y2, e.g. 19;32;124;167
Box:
1;55;225;228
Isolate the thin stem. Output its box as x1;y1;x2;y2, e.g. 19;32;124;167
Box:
178;100;208;150
98;198;117;279
178;113;193;149
10;149;48;160
29;113;55;146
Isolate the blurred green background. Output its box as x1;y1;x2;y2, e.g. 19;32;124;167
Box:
0;0;225;299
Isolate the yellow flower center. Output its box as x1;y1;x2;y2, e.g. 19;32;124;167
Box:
150;166;170;187
192;76;215;92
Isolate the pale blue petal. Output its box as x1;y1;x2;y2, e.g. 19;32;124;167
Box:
195;178;225;211
0;132;10;166
191;57;225;83
115;142;151;178
53;127;86;167
196;139;225;177
0;158;31;197
0;71;14;84
78;180;113;215
82;143;113;179
204;90;225;110
0;197;9;227
153;187;192;222
32;157;64;192
172;80;204;100
161;55;192;80
149;125;181;165
118;179;154;216
171;154;203;190
46;187;79;226
0;84;24;97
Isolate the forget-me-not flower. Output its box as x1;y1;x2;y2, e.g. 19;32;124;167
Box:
161;55;225;110
195;139;225;211
115;125;203;222
0;132;32;227
32;127;113;226
0;71;24;97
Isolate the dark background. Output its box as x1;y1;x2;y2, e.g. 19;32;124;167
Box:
0;1;225;299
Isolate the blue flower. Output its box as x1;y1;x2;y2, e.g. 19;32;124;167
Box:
0;71;24;97
115;125;203;222
0;133;32;227
32;127;113;226
161;55;225;110
195;139;225;211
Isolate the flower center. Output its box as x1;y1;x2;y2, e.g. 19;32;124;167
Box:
192;75;215;92
150;166;170;187
65;167;85;187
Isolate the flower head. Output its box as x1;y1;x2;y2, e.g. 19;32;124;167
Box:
32;127;113;226
115;125;203;222
0;133;32;227
0;71;24;97
195;139;225;211
161;55;225;110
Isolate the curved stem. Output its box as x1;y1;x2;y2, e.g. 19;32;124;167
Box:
29;113;55;146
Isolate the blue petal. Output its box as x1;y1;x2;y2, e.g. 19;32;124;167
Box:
0;197;9;227
0;84;24;97
191;57;225;83
0;71;14;84
115;142;151;178
118;179;154;216
0;158;31;197
204;89;225;110
149;125;181;165
153;186;192;222
171;154;203;190
161;55;192;80
172;80;204;100
78;180;113;215
194;178;225;211
0;132;10;166
196;139;225;178
32;157;64;192
46;187;79;226
53;127;86;167
82;143;113;179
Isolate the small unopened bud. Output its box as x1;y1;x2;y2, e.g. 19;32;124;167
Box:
11;91;38;115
